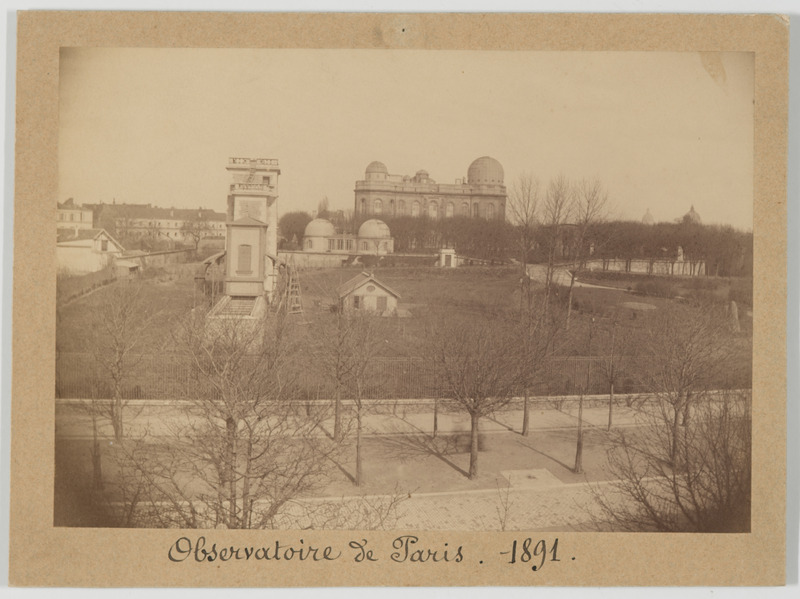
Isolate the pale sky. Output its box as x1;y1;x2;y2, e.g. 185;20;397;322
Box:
58;49;754;229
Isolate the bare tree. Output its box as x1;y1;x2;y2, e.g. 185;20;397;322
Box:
517;289;565;436
640;302;735;465
591;389;751;532
507;172;540;306
90;282;153;441
540;174;573;314
564;178;609;330
107;311;338;528
180;218;211;254
573;316;596;474
317;309;383;486
427;312;526;479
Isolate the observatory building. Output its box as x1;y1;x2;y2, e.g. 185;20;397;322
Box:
302;217;394;255
354;156;507;221
222;157;281;302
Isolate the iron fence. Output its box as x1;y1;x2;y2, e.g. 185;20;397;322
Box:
53;351;755;401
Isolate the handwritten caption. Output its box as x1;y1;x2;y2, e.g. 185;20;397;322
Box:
168;535;568;571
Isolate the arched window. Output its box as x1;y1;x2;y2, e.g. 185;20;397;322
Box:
446;203;454;218
398;200;406;216
237;244;252;274
461;202;470;217
428;202;438;219
486;204;495;220
389;199;395;216
360;198;367;214
374;198;383;215
473;203;479;218
305;239;313;250
411;201;420;217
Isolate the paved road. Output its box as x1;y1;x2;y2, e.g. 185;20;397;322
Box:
526;263;621;291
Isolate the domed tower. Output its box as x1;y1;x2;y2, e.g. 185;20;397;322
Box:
303;218;336;252
467;156;505;185
357;219;394;255
465;156;506;219
365;161;388;181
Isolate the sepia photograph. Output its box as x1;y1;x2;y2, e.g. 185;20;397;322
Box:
53;48;755;533
8;10;789;589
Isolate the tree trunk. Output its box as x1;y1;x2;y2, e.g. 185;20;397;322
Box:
355;407;363;486
573;394;584;474
565;272;576;330
241;440;252;529
112;395;124;441
607;382;614;431
522;392;530;437
333;388;342;441
90;406;103;491
432;398;439;438
225;416;237;526
469;412;480;479
671;405;681;466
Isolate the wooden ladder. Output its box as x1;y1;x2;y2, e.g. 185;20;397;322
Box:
286;266;304;315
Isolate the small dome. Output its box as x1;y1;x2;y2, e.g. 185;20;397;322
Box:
358;219;391;238
366;161;388;175
684;205;702;224
304;218;336;238
467;156;504;185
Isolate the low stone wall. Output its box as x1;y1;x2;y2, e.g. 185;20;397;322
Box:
278;251;351;269
126;248;193;269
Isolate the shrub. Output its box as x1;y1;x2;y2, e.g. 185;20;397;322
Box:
634;278;677;298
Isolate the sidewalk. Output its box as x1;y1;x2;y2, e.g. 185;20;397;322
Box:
357;403;639;439
55;400;641;440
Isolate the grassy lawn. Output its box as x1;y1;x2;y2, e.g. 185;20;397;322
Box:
56;267;202;353
56;263;753;368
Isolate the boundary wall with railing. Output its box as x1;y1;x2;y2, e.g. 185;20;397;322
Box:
55;353;751;401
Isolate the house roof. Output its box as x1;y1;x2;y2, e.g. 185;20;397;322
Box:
85;202;226;222
230;215;267;227
337;271;400;299
57;198;87;210
57;228;125;251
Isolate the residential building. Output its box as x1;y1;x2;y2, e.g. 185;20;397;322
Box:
57;198;93;230
87;202;226;243
56;228;124;275
337;271;400;315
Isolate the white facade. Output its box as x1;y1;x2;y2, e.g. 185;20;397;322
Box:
56;229;124;275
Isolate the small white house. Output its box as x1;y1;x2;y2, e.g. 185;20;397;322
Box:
56;228;125;275
337;271;400;315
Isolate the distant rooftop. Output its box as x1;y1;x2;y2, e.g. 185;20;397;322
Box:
86;202;226;221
